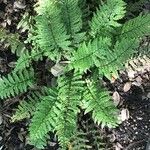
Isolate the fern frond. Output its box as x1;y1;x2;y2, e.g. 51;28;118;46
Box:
82;78;118;127
90;129;105;149
14;51;31;72
120;13;150;39
78;0;90;31
29;88;58;143
60;0;85;46
11;87;49;122
90;0;126;37
70;130;91;150
126;0;148;18
97;38;139;79
34;0;71;60
29;71;84;149
17;12;34;32
14;49;44;72
29;135;48;149
0;68;35;99
71;37;139;79
55;72;84;148
0;28;25;56
81;119;108;150
70;41;94;72
71;37;112;73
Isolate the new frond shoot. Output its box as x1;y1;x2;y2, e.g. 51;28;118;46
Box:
0;0;149;149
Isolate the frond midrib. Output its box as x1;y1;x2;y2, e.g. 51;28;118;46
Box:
0;76;34;95
121;16;150;37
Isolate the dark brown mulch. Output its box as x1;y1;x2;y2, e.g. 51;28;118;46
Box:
111;73;150;150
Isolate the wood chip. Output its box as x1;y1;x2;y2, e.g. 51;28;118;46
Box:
123;82;131;92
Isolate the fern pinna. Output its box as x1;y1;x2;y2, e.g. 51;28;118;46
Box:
0;0;150;149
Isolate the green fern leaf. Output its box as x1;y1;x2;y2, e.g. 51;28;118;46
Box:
0;28;25;56
29;135;48;149
71;37;139;79
78;0;90;31
60;0;85;46
70;130;91;150
127;0;147;16
34;0;71;60
70;41;94;72
55;72;84;148
120;13;150;39
70;37;112;72
82;78;118;127
29;88;58;142
97;38;139;79
14;49;44;72
90;0;126;37
0;68;35;99
81;119;107;150
11;87;49;122
14;51;31;72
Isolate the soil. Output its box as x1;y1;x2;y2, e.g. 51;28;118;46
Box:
0;0;150;150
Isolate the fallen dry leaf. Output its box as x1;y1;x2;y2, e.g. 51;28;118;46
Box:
120;108;130;121
0;115;3;125
123;82;131;92
113;91;121;106
115;142;123;150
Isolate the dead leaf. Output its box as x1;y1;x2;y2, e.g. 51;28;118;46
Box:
123;82;131;92
120;108;130;121
147;92;150;98
127;70;135;79
8;61;16;68
113;91;120;106
132;81;141;87
6;18;11;25
115;142;123;150
51;63;64;77
0;115;3;125
18;133;24;142
14;2;26;9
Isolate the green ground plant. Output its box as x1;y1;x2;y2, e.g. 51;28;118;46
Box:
0;0;150;149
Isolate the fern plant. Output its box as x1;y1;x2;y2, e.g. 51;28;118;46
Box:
0;28;25;56
0;0;150;149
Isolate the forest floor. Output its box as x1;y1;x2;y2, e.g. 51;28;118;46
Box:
0;0;150;150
